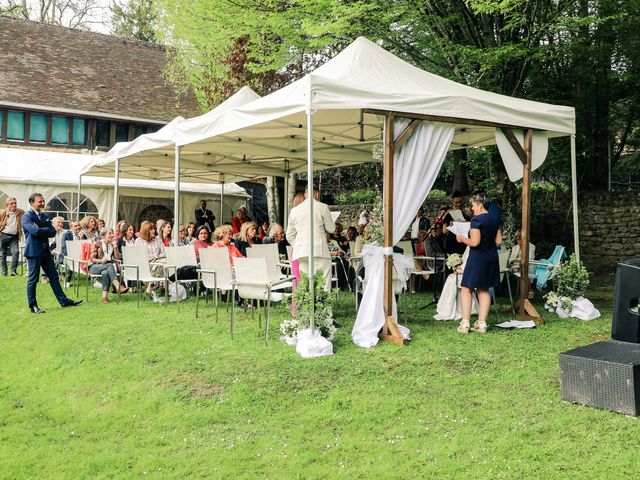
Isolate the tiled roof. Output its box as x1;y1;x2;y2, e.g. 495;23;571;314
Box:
0;16;201;122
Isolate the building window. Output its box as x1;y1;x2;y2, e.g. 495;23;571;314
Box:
133;125;147;139
47;192;99;227
116;122;128;143
72;118;86;146
95;120;110;147
6;111;25;141
51;116;69;144
30;113;47;143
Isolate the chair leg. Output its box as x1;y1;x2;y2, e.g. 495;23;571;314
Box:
195;275;201;318
257;300;262;329
85;274;89;301
164;279;168;306
230;285;235;339
266;295;271;345
214;290;219;324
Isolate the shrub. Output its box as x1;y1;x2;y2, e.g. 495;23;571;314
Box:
427;189;447;199
556;254;590;299
334;188;378;205
289;271;336;340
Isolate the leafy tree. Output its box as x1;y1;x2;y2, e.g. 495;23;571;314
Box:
111;0;157;43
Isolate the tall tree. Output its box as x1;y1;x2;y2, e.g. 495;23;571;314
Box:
111;0;157;43
0;0;107;29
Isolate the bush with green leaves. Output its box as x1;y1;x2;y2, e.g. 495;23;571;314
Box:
556;254;590;299
334;188;379;205
288;271;336;340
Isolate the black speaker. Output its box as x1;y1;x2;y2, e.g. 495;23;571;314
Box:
611;259;640;343
559;340;640;416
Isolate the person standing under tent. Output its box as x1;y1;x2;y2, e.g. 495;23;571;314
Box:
455;193;500;333
0;197;24;276
195;200;215;233
286;183;335;293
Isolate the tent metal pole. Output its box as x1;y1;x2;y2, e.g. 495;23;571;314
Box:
113;157;120;229
173;144;181;244
570;134;580;263
220;173;225;226
306;106;315;328
76;175;82;221
283;160;290;227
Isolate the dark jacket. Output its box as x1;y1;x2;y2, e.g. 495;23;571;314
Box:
21;209;56;258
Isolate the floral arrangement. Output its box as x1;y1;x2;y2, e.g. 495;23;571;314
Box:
280;271;337;341
544;291;574;313
446;253;463;270
544;254;590;314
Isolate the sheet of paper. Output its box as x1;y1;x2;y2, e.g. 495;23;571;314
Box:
331;211;340;223
448;209;466;222
447;221;470;237
495;320;536;329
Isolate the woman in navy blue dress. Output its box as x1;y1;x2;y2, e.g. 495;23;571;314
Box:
455;193;501;333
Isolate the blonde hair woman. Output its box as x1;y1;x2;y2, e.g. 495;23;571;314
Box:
233;221;257;257
212;224;244;265
80;215;99;241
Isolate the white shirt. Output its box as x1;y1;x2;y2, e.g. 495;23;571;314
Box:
2;210;18;235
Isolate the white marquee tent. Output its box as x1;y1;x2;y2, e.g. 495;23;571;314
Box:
0;147;249;227
84;37;577;346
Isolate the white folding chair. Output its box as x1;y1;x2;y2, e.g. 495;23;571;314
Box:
121;246;168;307
165;245;198;304
195;248;235;321
286;245;293;261
231;257;295;344
247;243;293;290
64;240;93;299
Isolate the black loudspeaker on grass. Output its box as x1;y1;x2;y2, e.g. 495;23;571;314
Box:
558;259;640;416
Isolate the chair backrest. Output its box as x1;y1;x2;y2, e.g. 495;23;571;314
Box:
247;243;283;283
199;247;234;290
498;249;510;282
233;257;269;301
165;245;197;270
121;245;153;281
286;245;293;261
64;240;92;273
547;245;566;280
396;240;413;257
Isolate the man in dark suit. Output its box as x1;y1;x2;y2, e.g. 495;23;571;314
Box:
22;193;81;314
195;199;215;232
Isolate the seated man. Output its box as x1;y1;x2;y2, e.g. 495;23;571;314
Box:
331;222;350;254
262;223;290;257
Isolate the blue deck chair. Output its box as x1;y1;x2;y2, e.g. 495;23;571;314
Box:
532;245;566;290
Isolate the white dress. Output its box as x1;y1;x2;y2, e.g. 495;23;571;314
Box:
433;247;478;321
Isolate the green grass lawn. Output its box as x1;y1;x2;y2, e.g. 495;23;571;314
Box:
1;274;637;479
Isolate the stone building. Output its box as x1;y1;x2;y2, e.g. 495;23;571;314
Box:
0;16;248;225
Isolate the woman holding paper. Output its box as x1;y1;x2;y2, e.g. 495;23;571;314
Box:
455;193;500;333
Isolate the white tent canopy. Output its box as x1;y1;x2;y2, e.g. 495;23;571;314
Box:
0;147;249;226
167;37;574;179
81;86;263;183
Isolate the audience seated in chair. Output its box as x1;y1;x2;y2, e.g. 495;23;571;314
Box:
89;228;127;303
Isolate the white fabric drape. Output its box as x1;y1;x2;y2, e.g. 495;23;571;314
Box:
352;120;454;348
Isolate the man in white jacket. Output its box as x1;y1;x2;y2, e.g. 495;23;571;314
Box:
286;184;335;292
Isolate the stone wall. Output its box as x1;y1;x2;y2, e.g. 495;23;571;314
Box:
579;192;640;270
330;191;640;272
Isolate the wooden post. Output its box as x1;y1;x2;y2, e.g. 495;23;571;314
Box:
500;127;542;323
381;113;408;345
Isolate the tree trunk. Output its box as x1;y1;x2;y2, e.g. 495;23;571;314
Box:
265;176;280;224
451;150;470;195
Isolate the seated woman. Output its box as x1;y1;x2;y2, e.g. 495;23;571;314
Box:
185;222;197;243
89;228;128;303
80;215;100;241
134;220;166;287
231;207;251;236
433;247;478;321
118;223;136;250
233;221;258;257
193;226;212;259
159;221;173;247
327;232;352;290
212;224;244;265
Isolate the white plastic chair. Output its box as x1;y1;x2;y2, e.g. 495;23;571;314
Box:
63;240;93;298
247;243;293;290
121;246;168;306
231;257;295;344
195;247;235;321
165;245;198;304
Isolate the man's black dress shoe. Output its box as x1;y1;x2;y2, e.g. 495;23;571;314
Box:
61;299;83;307
30;306;45;314
332;320;343;329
